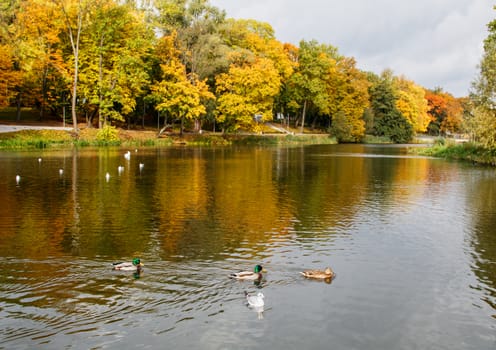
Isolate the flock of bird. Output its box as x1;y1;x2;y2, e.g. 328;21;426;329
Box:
16;152;335;319
112;260;335;318
15;151;144;185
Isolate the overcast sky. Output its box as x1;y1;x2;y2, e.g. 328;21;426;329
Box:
209;0;494;97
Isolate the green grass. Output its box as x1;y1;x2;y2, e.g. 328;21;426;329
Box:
229;134;337;146
417;141;496;166
0;128;337;150
0;129;73;149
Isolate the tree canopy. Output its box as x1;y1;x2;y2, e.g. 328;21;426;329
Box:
0;0;479;144
470;7;496;148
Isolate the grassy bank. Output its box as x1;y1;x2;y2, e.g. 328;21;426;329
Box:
0;129;74;149
0;127;336;150
417;139;496;166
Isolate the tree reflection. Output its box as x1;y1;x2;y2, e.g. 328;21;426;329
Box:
466;170;496;313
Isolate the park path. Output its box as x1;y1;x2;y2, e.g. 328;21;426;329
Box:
0;124;73;133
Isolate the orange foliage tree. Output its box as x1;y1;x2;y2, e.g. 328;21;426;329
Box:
425;89;463;135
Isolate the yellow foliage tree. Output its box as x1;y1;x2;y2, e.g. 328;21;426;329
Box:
0;45;22;107
215;56;280;132
17;0;69;119
329;57;370;142
394;76;430;133
153;34;214;134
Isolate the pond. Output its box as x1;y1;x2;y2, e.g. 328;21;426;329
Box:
0;144;495;349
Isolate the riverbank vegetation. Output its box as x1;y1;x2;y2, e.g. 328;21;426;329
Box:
0;1;495;163
417;139;496;166
0;125;337;150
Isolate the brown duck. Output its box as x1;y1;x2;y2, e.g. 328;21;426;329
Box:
300;267;335;280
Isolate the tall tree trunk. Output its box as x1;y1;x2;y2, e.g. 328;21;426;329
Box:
300;99;307;134
60;0;84;133
98;33;105;128
142;101;145;129
40;65;48;121
16;92;22;122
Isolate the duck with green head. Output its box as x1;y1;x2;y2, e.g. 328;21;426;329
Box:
112;258;144;272
229;265;264;280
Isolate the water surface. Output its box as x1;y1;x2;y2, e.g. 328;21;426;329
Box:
0;144;495;349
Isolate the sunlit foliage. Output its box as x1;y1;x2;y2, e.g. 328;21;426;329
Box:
0;0;475;140
394;76;430;133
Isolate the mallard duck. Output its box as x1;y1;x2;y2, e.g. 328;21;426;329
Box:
112;258;144;272
245;291;264;307
300;267;335;280
229;265;264;280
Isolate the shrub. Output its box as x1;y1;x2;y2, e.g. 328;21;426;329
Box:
96;125;120;143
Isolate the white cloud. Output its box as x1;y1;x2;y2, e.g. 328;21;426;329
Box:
210;0;494;96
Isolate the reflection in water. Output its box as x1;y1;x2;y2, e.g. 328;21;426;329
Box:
465;169;496;316
0;145;495;349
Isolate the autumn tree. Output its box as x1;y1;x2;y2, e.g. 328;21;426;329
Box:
214;19;290;132
54;0;95;131
394;76;430;133
425;89;463;136
329;57;370;142
215;55;280;132
77;0;153;127
0;0;23;108
275;42;299;123
0;0;33;119
226;19;294;82
152;33;214;134
442;97;464;134
15;0;70;121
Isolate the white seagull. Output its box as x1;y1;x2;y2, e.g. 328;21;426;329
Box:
245;291;264;308
245;291;265;319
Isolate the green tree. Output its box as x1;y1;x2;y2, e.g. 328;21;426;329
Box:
155;0;228;80
289;40;337;133
470;9;496;148
370;71;413;143
75;0;153;127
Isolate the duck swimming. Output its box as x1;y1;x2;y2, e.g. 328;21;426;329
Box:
229;265;264;280
245;291;264;308
300;267;335;280
112;258;144;272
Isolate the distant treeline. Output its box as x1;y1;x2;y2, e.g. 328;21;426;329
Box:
0;0;494;145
